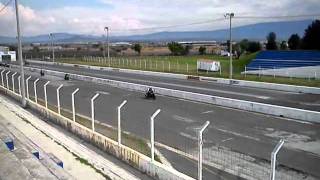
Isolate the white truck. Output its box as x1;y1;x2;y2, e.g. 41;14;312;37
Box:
197;59;221;72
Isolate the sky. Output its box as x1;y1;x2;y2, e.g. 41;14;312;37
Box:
0;0;319;37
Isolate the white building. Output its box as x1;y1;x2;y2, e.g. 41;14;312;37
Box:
0;46;16;62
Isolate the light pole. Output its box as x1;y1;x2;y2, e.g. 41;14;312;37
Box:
34;78;39;103
225;13;234;80
44;81;50;109
56;84;63;115
72;88;80;122
15;0;27;107
49;33;55;63
150;109;161;162
91;93;100;132
104;27;110;59
117;100;127;146
198;121;210;180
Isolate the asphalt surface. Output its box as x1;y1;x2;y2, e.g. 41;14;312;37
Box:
2;67;320;179
26;62;320;111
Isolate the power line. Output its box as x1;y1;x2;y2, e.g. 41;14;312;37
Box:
235;13;320;19
112;17;226;32
0;0;12;14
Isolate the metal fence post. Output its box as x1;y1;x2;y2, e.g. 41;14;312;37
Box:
117;100;127;145
26;76;31;99
270;139;284;180
91;93;100;132
12;72;17;92
1;69;5;87
198;121;210;180
5;71;10;89
244;66;247;78
72;88;80;122
150;109;161;162
34;78;40;103
18;76;21;95
57;84;63;115
44;81;50;109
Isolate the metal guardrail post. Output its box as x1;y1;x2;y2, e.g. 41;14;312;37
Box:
44;81;50;109
1;69;5;87
198;121;210;180
12;72;17;92
5;71;10;90
26;76;31;99
91;93;100;132
33;78;40;103
150;109;161;162
71;88;80;122
270;139;284;180
18;76;21;95
56;84;63;115
117;100;127;145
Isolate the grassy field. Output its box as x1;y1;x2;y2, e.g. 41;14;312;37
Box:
57;53;320;87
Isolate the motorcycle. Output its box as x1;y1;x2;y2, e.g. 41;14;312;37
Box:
145;88;156;100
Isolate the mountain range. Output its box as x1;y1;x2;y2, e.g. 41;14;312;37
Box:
0;19;313;44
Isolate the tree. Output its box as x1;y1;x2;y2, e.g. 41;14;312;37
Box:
266;32;278;50
198;46;206;55
288;34;301;50
239;39;249;53
247;41;261;53
183;45;192;55
132;44;142;55
280;41;288;50
302;20;320;50
8;45;17;51
32;46;40;53
167;42;185;55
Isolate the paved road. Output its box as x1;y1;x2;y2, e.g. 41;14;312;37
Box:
25;62;320;111
2;67;320;179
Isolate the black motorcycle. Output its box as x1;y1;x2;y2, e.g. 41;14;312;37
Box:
145;88;156;99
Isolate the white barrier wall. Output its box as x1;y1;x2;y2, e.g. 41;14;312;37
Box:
12;65;320;123
26;60;320;94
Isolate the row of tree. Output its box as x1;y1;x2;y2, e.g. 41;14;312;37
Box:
128;20;320;56
266;20;320;50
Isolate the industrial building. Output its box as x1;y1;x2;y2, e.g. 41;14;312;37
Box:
0;46;16;63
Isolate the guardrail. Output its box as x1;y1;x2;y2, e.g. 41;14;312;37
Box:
12;64;320;123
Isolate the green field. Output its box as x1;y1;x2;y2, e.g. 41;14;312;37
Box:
57;53;320;87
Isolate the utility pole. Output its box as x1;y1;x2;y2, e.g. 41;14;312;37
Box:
49;33;55;62
225;13;234;80
104;27;110;59
15;0;26;107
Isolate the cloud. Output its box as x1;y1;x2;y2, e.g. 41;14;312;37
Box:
0;0;319;37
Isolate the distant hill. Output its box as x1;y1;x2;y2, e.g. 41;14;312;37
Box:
0;19;313;44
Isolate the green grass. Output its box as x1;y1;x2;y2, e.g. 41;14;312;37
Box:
57;53;320;87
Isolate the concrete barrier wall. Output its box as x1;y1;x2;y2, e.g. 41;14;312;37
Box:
0;85;194;180
13;65;320;123
26;60;320;94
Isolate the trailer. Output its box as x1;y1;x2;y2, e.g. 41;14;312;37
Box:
197;59;221;72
